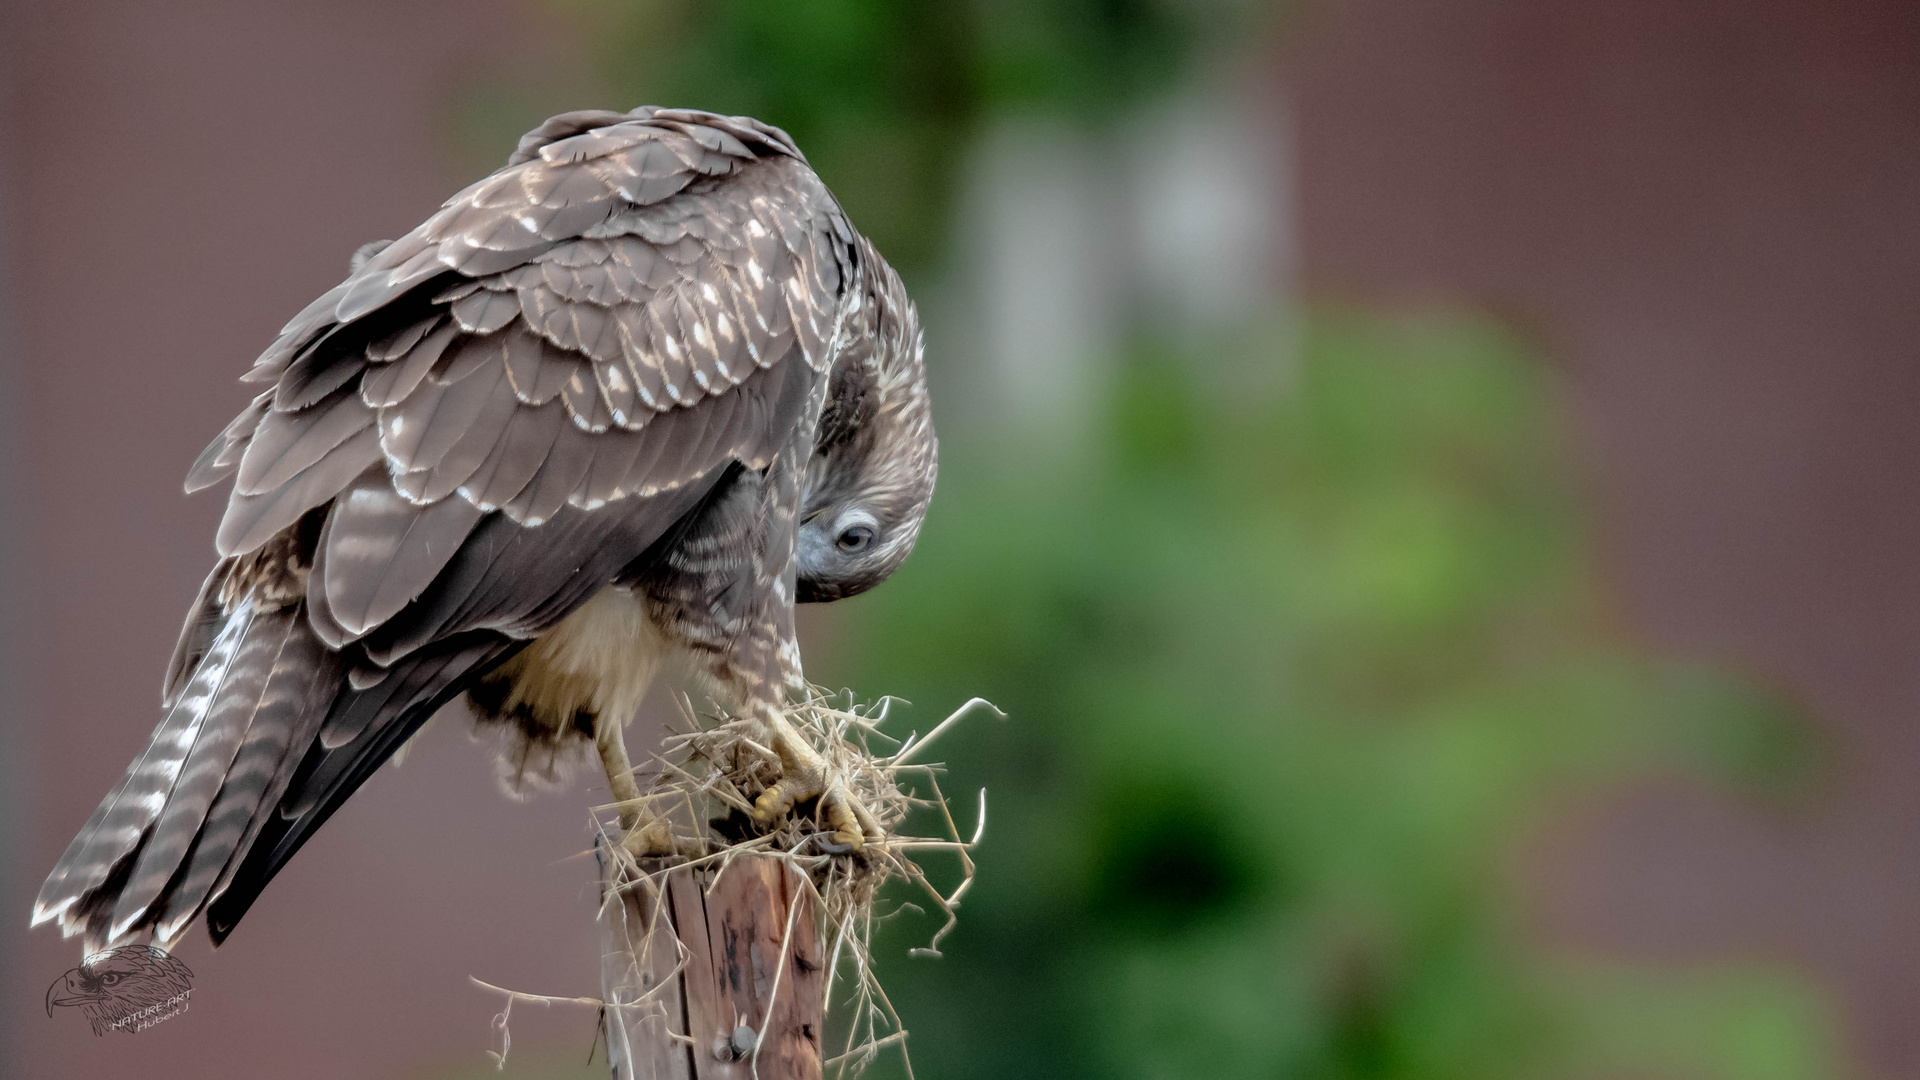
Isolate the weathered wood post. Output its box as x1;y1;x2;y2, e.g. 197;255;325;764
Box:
599;846;824;1080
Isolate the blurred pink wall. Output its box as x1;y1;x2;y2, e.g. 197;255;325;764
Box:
1282;0;1920;1074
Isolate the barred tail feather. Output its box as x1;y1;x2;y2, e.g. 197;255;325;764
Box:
164;558;236;710
37;585;520;951
203;633;516;943
29;592;364;954
31;607;256;943
155;620;339;944
108;607;298;942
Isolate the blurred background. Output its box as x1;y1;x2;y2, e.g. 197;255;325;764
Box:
4;1;1918;1077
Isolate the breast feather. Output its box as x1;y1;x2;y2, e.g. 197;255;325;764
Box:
480;586;667;735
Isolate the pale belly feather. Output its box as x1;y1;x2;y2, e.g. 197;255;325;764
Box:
471;585;671;739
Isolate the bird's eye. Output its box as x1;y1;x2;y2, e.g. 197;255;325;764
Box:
836;525;876;553
98;973;122;986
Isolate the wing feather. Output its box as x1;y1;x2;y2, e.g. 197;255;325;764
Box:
577;424;651;508
460;398;568;512
501;421;599;526
377;341;511;475
449;287;520;334
312;482;487;642
185;391;274;494
501;324;578;405
275;348;366;412
360;321;460;408
215;428;382;556
235;387;376;496
559;362;615;433
393;365;521;504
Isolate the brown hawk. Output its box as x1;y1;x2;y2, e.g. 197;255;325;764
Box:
31;107;936;954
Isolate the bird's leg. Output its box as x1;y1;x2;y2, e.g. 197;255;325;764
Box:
593;712;676;858
750;701;881;851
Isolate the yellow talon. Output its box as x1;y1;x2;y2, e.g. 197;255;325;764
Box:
752;773;875;852
752;774;810;823
820;785;872;852
750;702;882;852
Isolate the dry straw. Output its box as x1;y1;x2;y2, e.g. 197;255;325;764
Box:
480;688;1001;1078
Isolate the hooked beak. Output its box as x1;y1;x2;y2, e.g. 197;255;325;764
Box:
47;973;100;1014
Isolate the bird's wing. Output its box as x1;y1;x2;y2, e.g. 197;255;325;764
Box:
199;104;848;656
36;108;854;948
202;107;848;592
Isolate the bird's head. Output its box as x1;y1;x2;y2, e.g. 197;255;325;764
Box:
798;242;936;603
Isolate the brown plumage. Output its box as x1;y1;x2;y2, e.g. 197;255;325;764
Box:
32;107;935;955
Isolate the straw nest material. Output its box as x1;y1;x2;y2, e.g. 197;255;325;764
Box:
481;688;999;1078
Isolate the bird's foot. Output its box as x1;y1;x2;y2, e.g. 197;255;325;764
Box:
618;813;680;859
751;717;880;852
755;774;878;853
596;714;701;859
615;806;709;860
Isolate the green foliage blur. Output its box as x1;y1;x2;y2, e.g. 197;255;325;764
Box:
817;315;1839;1080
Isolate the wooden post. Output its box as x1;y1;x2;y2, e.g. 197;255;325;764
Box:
599;845;824;1080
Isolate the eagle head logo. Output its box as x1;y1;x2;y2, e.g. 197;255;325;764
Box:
46;945;194;1035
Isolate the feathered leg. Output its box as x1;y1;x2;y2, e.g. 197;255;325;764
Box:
593;711;684;857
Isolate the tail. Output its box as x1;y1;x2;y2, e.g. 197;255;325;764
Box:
32;582;341;952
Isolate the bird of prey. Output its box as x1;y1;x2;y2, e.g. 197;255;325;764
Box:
31;106;936;955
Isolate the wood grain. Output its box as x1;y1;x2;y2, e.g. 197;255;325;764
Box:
601;850;822;1079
